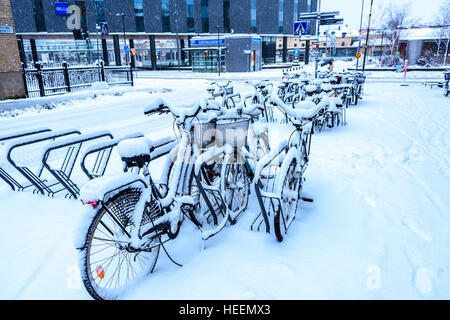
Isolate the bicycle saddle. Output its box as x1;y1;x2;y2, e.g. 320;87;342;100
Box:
118;137;152;169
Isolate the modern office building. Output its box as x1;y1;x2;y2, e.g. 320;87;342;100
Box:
11;0;318;71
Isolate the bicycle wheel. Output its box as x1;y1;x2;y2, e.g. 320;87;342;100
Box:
79;189;160;300
189;162;221;227
222;151;250;223
278;87;286;100
274;158;301;242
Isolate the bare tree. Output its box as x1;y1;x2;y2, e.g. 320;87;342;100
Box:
380;3;416;55
436;0;450;65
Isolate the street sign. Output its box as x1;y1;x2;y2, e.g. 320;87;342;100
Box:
319;18;344;25
99;22;109;35
190;39;225;46
131;48;137;56
319;11;340;18
55;2;69;15
299;11;339;19
299;12;320;19
0;25;13;34
294;21;310;36
294;49;300;56
355;52;361;59
124;45;130;54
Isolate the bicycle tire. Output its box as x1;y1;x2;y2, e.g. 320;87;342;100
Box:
79;189;160;300
274;158;300;242
222;151;250;223
189;163;221;227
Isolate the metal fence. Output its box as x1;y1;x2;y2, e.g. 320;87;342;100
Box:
22;62;134;98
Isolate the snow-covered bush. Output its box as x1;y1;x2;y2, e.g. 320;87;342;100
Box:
381;55;404;67
416;49;444;67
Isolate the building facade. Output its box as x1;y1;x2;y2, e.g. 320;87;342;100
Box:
1;0;26;99
10;0;318;69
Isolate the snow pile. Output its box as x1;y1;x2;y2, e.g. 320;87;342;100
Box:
90;81;110;91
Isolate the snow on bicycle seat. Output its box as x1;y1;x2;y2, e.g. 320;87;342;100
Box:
305;84;317;93
291;100;327;120
327;97;343;112
321;83;333;92
144;97;202;117
271;92;329;123
117;137;152;168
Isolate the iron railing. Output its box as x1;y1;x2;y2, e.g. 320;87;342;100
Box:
22;62;134;98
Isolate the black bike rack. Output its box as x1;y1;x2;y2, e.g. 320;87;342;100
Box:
80;133;178;181
41;130;114;199
80;132;145;180
194;173;227;228
3;129;81;195
0;127;52;191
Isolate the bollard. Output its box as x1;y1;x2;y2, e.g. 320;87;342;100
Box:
401;59;409;87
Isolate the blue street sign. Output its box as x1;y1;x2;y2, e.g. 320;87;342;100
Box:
99;22;109;35
124;45;130;54
246;45;250;50
294;49;300;56
294;21;310;36
157;50;163;56
55;2;69;15
190;39;226;46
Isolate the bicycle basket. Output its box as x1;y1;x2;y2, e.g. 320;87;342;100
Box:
215;118;250;149
445;72;450;81
193;120;217;149
225;86;234;95
356;75;366;83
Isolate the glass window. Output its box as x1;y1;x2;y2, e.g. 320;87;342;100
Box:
32;0;46;32
201;0;209;33
223;0;230;33
192;49;225;72
250;0;257;33
186;0;194;32
307;0;312;13
95;0;106;23
161;0;170;32
278;0;284;33
293;0;298;23
134;0;145;32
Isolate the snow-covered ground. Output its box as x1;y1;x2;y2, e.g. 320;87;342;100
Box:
0;72;449;299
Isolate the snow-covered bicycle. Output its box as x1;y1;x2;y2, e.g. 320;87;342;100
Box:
250;93;330;241
75;98;250;300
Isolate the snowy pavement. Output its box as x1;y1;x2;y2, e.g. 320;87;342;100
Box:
0;76;449;299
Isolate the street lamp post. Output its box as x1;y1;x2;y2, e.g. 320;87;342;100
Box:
356;0;365;70
96;23;101;81
217;25;221;77
362;0;373;72
174;1;181;72
116;13;128;66
315;0;322;78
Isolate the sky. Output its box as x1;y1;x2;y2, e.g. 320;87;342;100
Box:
321;0;444;30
